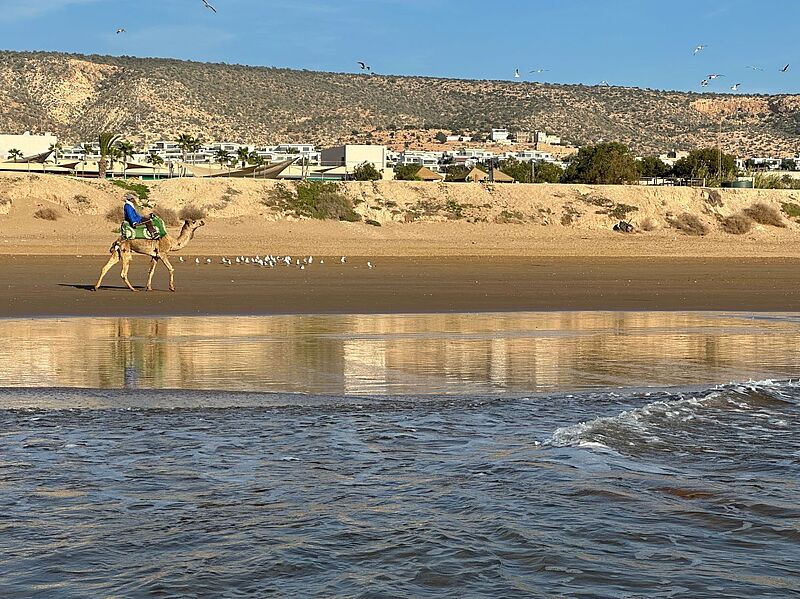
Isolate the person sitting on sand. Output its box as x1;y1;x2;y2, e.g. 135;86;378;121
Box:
123;193;160;239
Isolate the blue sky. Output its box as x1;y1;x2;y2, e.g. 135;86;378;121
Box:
0;0;797;94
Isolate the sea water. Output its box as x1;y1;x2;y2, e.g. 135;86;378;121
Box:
0;313;798;597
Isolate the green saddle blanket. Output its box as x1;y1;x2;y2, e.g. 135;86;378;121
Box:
120;216;167;240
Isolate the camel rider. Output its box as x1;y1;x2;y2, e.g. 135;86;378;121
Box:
123;193;160;239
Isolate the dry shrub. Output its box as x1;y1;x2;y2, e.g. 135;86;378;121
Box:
743;203;786;228
668;213;708;236
34;207;60;221
179;205;206;220
157;207;180;226
640;217;658;231
721;214;753;235
105;206;123;222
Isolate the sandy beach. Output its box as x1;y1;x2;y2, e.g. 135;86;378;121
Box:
3;174;800;316
2;255;799;317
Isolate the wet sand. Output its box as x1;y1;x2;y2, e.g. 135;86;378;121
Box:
1;255;799;317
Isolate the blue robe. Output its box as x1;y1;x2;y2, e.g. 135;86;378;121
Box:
124;201;143;226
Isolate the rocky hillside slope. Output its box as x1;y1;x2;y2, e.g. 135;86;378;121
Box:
1;51;799;155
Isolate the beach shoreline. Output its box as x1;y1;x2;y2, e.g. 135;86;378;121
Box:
2;255;799;318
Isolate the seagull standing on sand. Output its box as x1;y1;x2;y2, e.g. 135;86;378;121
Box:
201;0;217;12
340;256;347;264
693;44;707;55
367;261;374;269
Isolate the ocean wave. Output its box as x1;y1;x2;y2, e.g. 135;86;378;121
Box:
543;379;800;454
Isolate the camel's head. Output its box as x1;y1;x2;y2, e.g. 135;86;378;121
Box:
184;219;206;230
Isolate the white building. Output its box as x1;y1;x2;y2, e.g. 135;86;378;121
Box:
534;131;561;146
507;150;555;163
398;150;447;172
0;131;58;160
320;144;387;172
490;128;510;142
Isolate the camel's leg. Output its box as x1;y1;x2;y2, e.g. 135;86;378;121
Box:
161;255;176;292
94;252;120;290
120;251;138;292
146;257;158;291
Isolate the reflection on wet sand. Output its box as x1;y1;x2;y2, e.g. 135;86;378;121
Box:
1;313;800;395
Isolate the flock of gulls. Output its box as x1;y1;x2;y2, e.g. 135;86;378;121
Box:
509;44;790;92
112;4;792;93
178;255;375;270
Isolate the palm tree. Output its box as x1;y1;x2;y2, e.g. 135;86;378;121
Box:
48;142;63;165
83;143;96;159
7;148;23;162
117;140;135;178
176;133;195;164
98;132;121;180
236;147;251;169
188;137;203;166
108;146;122;174
145;153;165;179
214;149;231;173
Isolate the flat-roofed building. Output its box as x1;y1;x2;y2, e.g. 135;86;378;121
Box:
321;144;387;172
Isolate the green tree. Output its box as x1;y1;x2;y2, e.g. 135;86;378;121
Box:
534;162;564;183
443;164;471;182
48;142;63;165
353;161;382;181
563;142;639;184
394;164;422;181
236;147;251;169
672;147;736;183
145;153;164;177
176;133;196;164
213;149;230;170
98;132;121;179
496;157;534;183
116;140;135;178
434;132;448;144
7;148;23;162
248;151;264;166
781;158;797;172
637;156;671;178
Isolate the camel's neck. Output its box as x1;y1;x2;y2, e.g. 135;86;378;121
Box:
170;224;196;252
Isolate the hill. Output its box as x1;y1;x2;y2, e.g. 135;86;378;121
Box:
1;50;799;155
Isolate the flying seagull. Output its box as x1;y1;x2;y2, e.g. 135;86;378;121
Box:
693;44;707;55
115;28;125;34
201;0;217;13
357;61;371;71
707;73;724;79
780;63;790;72
700;79;709;87
730;83;741;91
529;68;549;74
514;68;521;78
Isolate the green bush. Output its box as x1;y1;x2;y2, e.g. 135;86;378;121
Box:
781;202;800;218
394;164;422;181
353;162;382;181
264;182;360;221
111;179;150;200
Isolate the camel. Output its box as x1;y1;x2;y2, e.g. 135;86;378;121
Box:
94;219;205;292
